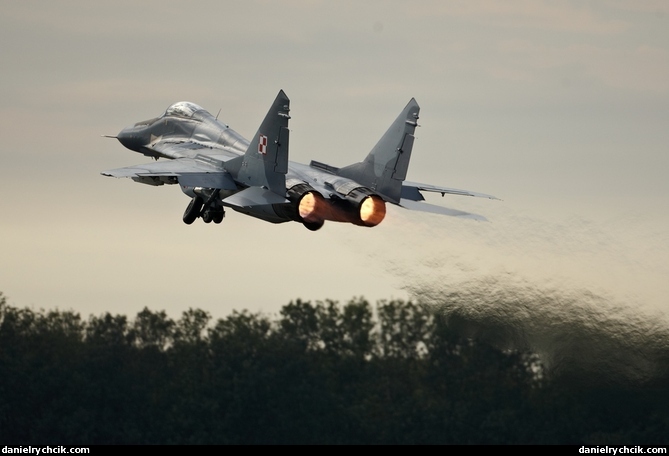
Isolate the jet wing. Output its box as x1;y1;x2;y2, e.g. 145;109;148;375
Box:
101;157;238;189
401;181;499;201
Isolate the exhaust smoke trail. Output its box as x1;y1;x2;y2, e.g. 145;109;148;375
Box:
350;201;669;385
410;276;669;385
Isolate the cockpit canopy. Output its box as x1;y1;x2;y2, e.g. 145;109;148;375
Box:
164;101;206;119
133;101;212;127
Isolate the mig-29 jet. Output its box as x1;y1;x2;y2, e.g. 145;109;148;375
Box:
102;90;497;230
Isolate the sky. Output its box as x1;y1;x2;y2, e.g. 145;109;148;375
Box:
1;1;668;332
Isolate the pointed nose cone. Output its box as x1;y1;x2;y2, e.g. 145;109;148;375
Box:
116;128;132;147
116;127;143;152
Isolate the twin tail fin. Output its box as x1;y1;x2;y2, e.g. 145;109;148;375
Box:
337;98;420;204
224;90;291;197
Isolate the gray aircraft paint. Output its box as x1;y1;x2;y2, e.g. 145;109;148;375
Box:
102;90;497;230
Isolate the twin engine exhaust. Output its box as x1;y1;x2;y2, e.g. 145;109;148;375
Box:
275;181;387;231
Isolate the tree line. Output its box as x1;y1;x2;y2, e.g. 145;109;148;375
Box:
0;292;667;444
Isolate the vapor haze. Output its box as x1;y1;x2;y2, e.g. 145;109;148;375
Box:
357;202;669;384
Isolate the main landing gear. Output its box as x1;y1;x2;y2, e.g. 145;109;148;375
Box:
183;196;225;225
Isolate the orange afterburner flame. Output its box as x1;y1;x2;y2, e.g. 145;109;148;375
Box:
298;191;386;227
359;195;386;226
298;192;326;223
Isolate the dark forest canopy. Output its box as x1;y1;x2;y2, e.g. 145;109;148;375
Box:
0;292;668;444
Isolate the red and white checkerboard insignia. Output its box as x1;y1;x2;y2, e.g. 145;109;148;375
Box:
258;135;268;155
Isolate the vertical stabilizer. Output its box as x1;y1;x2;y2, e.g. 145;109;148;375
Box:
337;98;420;203
225;90;291;196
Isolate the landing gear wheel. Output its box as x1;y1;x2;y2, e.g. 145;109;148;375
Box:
202;210;214;223
183;197;204;225
213;207;225;224
303;220;324;231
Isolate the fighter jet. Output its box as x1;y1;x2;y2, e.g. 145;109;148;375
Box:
102;90;497;230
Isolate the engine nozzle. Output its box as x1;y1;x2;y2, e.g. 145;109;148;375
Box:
322;186;387;227
359;195;386;227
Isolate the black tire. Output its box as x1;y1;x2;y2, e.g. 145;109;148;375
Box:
303;220;324;231
183;197;203;225
202;210;213;223
213;208;224;224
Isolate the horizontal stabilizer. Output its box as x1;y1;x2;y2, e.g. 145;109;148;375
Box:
402;181;499;201
399;198;488;221
222;186;289;208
